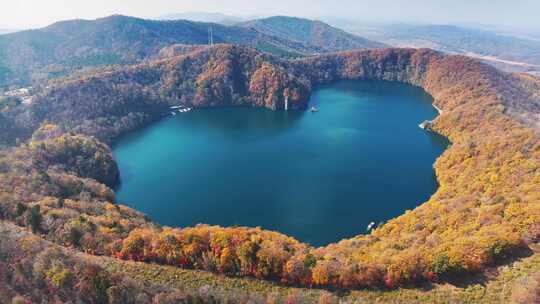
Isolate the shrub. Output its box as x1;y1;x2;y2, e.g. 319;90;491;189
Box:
25;205;42;233
45;265;73;288
433;253;464;276
15;203;27;217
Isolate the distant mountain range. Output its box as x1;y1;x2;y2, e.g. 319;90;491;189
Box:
241;16;386;53
0;15;383;88
3;13;537;89
158;12;245;25
0;29;18;35
344;23;540;73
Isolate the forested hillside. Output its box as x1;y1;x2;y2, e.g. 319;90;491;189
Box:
0;15;300;87
0;15;383;88
0;45;538;302
241;16;386;52
2;45;309;146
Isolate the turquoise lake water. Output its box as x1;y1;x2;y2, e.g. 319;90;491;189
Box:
114;80;449;246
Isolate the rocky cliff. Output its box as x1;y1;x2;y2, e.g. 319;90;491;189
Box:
6;45;310;144
0;45;538;300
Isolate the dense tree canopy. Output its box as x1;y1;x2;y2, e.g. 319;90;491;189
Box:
0;45;538;300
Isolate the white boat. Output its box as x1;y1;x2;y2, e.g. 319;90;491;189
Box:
171;112;177;116
419;120;432;130
309;106;318;113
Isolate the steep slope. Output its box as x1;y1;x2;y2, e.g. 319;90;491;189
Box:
3;45;309;145
242;16;386;52
0;15;310;87
1;220;539;303
0;15;386;88
0;46;538;301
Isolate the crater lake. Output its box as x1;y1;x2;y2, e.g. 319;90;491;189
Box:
113;80;449;246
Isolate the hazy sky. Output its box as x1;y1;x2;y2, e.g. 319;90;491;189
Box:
2;0;539;31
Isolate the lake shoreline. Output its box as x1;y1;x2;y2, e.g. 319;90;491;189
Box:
114;80;449;246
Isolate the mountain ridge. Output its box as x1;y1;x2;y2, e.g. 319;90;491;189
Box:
158;11;245;24
344;22;540;74
0;14;383;88
241;16;387;52
0;44;538;302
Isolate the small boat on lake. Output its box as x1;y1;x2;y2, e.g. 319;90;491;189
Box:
309;106;318;113
419;120;432;130
170;106;193;114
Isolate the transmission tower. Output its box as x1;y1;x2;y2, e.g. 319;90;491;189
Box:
208;26;214;46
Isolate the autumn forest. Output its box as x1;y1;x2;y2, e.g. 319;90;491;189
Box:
0;40;538;303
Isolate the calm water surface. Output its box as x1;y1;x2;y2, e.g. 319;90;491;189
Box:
114;80;449;246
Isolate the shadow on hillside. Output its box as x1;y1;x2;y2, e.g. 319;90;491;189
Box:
443;246;535;288
335;245;537;294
